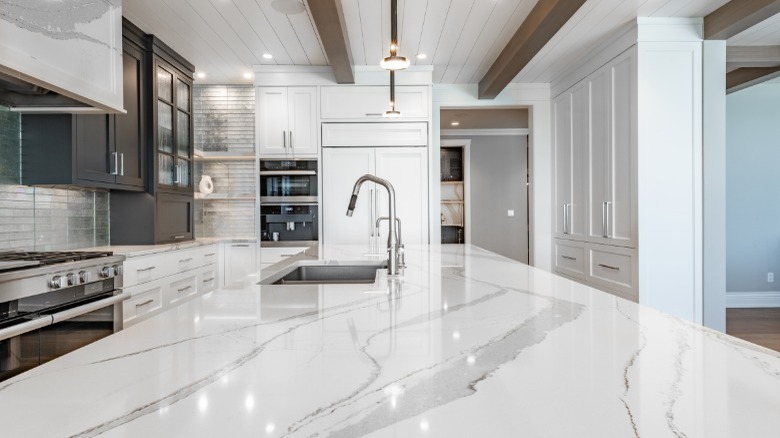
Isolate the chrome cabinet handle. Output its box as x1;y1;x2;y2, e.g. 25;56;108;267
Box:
602;201;608;238
177;286;192;293
605;201;612;238
365;113;383;116
205;253;216;257
173;235;186;240
562;204;569;234
232;244;250;248
137;266;156;273
203;277;215;283
120;153;125;176
179;258;193;263
598;263;620;271
561;255;576;261
110;152;119;176
173;164;180;184
283;130;287;149
290;131;294;150
135;299;154;308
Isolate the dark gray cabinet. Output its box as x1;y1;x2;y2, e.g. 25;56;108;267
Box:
21;27;147;191
108;26;195;245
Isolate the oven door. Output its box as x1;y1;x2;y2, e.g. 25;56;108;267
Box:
0;290;129;382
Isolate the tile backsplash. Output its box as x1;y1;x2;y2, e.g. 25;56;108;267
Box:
0;107;109;251
193;85;256;239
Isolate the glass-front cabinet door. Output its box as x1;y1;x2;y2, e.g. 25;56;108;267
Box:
155;61;192;191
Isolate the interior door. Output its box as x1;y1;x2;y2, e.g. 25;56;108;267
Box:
374;147;429;246
322;148;374;246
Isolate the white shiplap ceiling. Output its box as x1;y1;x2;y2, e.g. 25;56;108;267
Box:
728;12;780;46
124;0;733;86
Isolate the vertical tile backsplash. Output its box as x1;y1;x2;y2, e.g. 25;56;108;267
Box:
0;106;109;251
193;85;257;238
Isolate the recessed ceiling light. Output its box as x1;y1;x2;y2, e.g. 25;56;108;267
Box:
243;72;254;80
262;53;273;60
195;72;206;79
451;121;460;127
416;53;427;60
271;0;306;15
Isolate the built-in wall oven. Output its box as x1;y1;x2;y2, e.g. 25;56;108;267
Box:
259;160;319;245
0;251;128;382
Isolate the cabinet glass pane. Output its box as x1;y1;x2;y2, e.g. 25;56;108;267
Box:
177;111;190;158
158;154;174;186
178;159;191;187
157;67;173;102
176;80;190;111
158;101;173;154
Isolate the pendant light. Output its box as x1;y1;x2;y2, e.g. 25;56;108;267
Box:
380;0;409;71
384;70;401;118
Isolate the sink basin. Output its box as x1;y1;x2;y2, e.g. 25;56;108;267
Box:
262;263;386;285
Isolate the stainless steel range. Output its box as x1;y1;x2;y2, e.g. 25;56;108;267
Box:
0;251;129;382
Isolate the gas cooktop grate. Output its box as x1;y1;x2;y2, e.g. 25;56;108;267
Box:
0;251;114;266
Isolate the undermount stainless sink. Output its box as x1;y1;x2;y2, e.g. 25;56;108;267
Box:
261;263;386;285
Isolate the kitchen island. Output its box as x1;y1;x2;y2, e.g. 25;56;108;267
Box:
1;244;779;437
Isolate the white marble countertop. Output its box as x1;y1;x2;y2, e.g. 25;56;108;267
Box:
88;237;257;258
1;244;780;437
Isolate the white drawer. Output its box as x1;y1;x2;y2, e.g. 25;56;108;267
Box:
123;253;171;287
554;240;586;278
589;246;634;291
122;282;164;326
320;86;429;119
200;245;219;267
259;247;307;266
322;122;428;147
164;273;199;306
199;266;218;294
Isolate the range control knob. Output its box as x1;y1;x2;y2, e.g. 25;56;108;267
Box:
113;265;123;276
49;275;66;289
66;273;78;286
100;266;114;279
78;270;91;284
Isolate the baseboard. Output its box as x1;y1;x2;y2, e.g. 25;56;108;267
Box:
726;291;780;308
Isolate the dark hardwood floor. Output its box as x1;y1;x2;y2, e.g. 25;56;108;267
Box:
727;308;780;352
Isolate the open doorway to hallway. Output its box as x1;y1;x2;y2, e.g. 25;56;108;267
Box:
439;108;530;263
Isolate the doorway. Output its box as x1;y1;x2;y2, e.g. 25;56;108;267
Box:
439;108;530;263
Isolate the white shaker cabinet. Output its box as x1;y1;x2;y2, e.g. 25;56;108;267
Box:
587;51;636;248
323;147;428;247
553;84;587;240
256;87;317;157
320;86;429;120
223;242;258;288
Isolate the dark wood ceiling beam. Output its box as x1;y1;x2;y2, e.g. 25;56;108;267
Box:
478;0;587;100
705;0;780;40
726;67;780;93
305;0;354;83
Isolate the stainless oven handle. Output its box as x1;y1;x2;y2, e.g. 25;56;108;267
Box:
50;291;131;324
0;315;52;342
259;170;316;176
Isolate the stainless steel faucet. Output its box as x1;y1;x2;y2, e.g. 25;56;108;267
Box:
346;174;401;276
376;216;404;268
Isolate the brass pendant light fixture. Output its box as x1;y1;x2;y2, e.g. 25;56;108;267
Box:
380;0;409;71
383;0;406;118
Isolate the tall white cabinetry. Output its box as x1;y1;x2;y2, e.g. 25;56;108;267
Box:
553;48;637;301
323;145;428;247
256;87;317;157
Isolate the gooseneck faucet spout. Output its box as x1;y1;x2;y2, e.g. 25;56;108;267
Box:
346;174;401;276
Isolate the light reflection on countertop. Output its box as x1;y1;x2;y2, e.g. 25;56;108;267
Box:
0;244;779;437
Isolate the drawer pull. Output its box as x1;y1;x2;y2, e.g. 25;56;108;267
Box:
177;286;192;293
135;299;154;308
173;235;186;240
561;255;577;261
137;266;156;273
179;258;193;263
232;244;250;248
598;263;620;271
205;253;216;257
203;277;215;283
365;113;383;116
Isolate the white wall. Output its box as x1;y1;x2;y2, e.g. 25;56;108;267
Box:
726;79;780;308
433;84;552;271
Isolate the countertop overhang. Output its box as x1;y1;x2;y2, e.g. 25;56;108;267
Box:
0;244;778;437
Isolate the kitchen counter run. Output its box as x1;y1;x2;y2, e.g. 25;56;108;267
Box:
1;244;779;437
